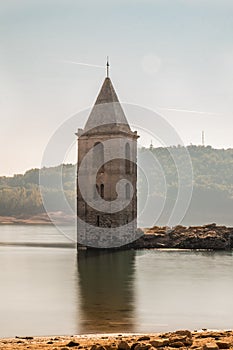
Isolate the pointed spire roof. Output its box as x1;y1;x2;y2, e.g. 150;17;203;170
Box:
83;77;132;135
94;77;119;105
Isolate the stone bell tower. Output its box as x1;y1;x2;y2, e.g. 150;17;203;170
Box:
76;68;139;249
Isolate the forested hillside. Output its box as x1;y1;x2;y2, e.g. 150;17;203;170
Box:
1;146;233;226
0;164;76;217
138;146;233;226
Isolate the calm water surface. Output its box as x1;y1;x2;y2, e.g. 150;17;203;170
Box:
0;225;233;337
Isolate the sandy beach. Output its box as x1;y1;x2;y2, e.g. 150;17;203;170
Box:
0;330;232;350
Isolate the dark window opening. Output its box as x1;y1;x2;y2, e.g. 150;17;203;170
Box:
97;215;100;227
125;143;131;174
126;183;130;199
93;142;104;172
100;183;104;199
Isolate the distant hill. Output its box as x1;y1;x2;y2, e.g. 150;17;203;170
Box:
0;164;76;217
0;145;233;226
138;145;233;226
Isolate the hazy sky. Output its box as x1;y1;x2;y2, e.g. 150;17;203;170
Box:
1;0;233;175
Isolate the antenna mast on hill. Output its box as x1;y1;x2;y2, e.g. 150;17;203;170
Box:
202;130;205;146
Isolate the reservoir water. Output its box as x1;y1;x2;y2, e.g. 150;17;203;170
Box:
0;225;233;337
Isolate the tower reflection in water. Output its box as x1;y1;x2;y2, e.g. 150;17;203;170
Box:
77;250;136;333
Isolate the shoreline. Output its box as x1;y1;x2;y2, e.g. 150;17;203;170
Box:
0;214;75;225
1;219;233;251
0;330;232;350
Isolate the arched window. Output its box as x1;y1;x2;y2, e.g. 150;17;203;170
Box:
125;143;130;174
125;183;130;200
93;142;104;170
100;183;104;199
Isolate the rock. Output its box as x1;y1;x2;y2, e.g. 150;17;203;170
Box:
138;336;151;341
91;346;98;350
197;332;224;339
131;224;233;250
134;344;151;350
118;341;130;350
169;342;186;348
106;345;117;350
15;336;34;340
203;343;219;350
169;335;186;342
131;343;140;350
169;335;192;346
66;341;80;347
213;333;226;339
150;339;169;347
175;330;192;339
161;333;170;339
97;347;106;350
216;342;231;349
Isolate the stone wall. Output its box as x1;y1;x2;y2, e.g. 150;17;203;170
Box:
77;127;138;249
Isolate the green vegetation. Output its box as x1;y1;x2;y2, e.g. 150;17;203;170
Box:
1;146;233;225
0;164;76;216
138;145;233;226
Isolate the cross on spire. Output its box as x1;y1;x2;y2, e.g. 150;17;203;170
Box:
106;56;109;78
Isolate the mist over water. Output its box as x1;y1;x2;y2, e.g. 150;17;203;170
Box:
0;226;233;337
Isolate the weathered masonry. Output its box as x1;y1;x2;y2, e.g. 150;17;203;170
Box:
76;74;139;249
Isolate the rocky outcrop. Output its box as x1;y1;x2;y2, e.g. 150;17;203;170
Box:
2;330;233;350
129;224;233;250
